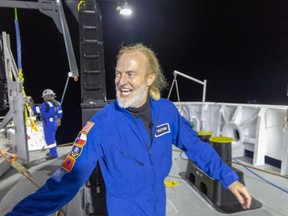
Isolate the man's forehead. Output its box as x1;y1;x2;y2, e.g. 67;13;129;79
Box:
117;52;147;69
119;51;146;61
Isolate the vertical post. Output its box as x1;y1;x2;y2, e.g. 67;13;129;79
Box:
2;32;29;164
202;79;207;103
281;125;288;175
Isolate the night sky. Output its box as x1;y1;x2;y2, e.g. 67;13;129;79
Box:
1;0;288;144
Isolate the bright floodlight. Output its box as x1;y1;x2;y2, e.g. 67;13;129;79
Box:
120;1;132;16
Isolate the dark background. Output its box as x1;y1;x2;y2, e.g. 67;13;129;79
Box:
1;0;288;144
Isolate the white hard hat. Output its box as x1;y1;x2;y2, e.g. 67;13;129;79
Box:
42;89;56;98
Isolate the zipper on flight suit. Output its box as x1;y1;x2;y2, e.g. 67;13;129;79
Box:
134;116;158;153
148;116;158;153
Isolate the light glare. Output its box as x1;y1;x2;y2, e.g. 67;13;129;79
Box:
120;1;132;16
120;8;132;16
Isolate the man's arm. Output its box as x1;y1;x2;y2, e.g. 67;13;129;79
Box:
6;121;101;215
170;103;252;208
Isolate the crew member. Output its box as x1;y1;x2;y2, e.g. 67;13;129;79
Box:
7;44;251;215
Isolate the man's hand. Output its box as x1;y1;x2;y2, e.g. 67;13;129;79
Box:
57;119;62;127
228;181;252;209
25;96;34;106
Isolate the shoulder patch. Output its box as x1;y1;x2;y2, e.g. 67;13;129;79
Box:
61;156;76;172
70;145;83;158
81;121;94;134
74;133;87;146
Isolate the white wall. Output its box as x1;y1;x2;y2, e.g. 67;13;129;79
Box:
175;102;288;175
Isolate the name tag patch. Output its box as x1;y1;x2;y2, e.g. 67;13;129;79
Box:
155;123;170;137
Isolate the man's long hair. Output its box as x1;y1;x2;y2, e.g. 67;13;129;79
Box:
117;43;168;100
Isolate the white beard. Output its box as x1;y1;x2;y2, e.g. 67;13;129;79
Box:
116;84;148;108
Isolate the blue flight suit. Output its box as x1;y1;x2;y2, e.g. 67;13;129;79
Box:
7;98;238;216
32;99;62;157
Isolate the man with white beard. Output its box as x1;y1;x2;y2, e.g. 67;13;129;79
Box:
7;43;251;216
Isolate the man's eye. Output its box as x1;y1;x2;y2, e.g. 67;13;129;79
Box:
128;72;135;77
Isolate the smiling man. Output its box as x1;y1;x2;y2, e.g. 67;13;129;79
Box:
6;43;251;216
115;51;154;108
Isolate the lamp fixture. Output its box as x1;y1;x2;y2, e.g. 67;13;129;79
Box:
119;1;132;16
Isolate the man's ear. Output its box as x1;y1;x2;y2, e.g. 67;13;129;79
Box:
147;73;156;86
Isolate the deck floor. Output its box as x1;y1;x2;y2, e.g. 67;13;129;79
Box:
166;148;288;216
0;145;287;216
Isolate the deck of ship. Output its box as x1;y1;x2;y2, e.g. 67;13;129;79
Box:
0;145;287;216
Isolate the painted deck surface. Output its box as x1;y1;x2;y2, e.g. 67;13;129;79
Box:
0;145;287;216
166;147;287;216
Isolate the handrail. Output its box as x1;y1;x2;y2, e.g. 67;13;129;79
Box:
167;70;207;103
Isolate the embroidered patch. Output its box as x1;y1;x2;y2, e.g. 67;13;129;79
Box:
70;145;83;158
81;121;94;134
61;156;75;172
74;133;87;146
155;123;171;137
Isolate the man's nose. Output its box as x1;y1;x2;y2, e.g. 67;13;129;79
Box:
117;74;128;85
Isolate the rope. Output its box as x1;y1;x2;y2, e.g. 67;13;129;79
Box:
58;0;83;105
77;0;85;11
233;158;288;193
14;8;22;70
173;148;288;179
60;75;70;105
13;8;37;131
